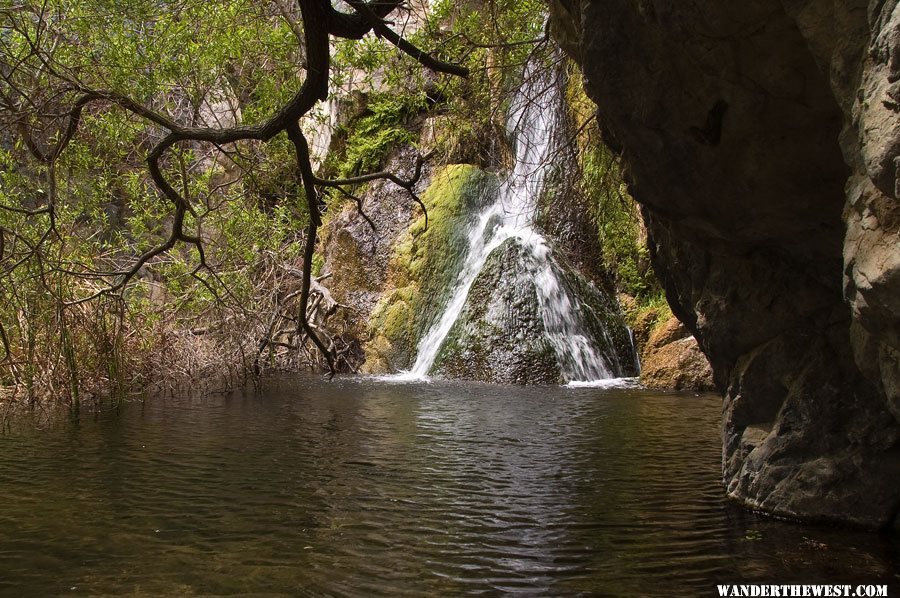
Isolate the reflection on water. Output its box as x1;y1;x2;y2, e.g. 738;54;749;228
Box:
0;375;897;596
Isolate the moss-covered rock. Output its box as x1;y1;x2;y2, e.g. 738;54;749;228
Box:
318;146;430;370
350;68;645;382
564;68;660;302
361;153;640;382
363;164;496;372
559;263;639;377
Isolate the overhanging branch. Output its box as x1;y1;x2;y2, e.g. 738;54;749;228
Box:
5;0;468;376
344;0;469;78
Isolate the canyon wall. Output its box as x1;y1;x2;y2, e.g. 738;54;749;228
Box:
549;0;900;527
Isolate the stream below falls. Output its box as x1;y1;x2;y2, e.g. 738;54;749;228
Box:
0;375;898;595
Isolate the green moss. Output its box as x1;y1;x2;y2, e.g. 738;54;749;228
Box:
620;291;673;357
327;92;427;179
625;292;671;328
364;289;417;372
311;252;324;278
363;164;494;372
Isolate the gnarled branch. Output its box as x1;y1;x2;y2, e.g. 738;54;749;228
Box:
4;0;467;377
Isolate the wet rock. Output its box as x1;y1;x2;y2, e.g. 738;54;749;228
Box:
319;145;430;366
431;240;563;384
360;164;496;373
431;238;636;384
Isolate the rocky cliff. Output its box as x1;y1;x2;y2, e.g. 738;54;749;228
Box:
320;59;640;385
550;0;900;528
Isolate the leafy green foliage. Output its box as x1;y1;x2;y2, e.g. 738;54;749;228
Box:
582;144;654;298
413;0;549;164
0;0;655;403
0;0;316;401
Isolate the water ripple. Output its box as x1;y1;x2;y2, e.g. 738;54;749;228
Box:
0;375;896;596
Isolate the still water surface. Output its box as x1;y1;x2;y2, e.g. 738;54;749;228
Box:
0;375;897;596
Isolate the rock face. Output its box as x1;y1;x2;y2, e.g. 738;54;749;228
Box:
431;240;561;384
348;159;637;382
319;146;431;368
322;161;491;373
550;0;900;527
431;239;637;384
640;316;715;392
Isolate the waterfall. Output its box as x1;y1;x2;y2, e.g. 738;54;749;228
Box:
401;61;627;384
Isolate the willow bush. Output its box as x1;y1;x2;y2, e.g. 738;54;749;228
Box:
1;1;333;403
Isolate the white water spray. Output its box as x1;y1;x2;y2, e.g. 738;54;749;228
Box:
401;63;625;383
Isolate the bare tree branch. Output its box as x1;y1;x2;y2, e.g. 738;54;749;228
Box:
344;0;469;78
285;121;335;376
1;0;468;377
315;154;429;228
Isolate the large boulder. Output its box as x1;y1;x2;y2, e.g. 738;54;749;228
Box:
432;239;637;384
640;316;715;392
431;240;561;384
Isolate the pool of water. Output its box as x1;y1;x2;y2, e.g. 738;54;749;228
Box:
0;375;897;595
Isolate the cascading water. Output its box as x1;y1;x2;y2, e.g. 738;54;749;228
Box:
402;62;629;384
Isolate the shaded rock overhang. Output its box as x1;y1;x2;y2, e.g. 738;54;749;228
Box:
549;0;900;528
